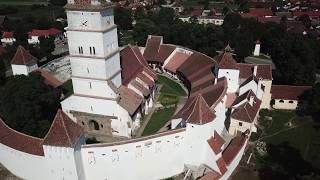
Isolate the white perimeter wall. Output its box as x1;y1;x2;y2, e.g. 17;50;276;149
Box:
0;144;47;180
81;130;186;180
273;99;297;110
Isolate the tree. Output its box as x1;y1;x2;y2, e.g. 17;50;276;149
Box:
132;19;160;45
114;7;133;30
0;72;60;137
49;0;67;6
297;83;320;122
39;36;55;58
299;15;312;29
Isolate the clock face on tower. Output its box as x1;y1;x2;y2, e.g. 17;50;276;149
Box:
80;19;88;27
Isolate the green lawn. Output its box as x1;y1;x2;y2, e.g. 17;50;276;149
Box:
62;79;73;98
158;75;186;96
142;107;176;136
258;110;320;169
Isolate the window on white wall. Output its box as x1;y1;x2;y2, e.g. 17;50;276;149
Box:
89;82;92;89
90;47;92;54
239;122;243;126
93;47;96;55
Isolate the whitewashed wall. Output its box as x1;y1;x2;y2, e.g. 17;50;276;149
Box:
81;130;186;180
260;80;272;109
218;69;239;93
0;144;47;180
273;99;297;110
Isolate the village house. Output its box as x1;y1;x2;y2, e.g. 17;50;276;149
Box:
27;28;64;45
1;31;16;45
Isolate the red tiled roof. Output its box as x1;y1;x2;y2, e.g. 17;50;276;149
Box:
130;79;150;97
36;69;62;88
216;157;227;175
175;94;216;125
207;131;225;154
178;52;216;78
0;118;44;156
226;93;237;108
191;73;216;89
222;134;247;165
120;45;144;85
28;28;62;38
190;78;228;108
240;13;256;19
231;97;261;123
1;31;14;38
287;21;307;34
10;46;37;65
191;9;203;16
137;72;154;86
237;63;272;80
271;85;312;100
43;109;83;147
164;51;190;73
239;75;258;88
248;8;273;17
257;16;281;24
154;44;176;64
118;86;143;115
231;90;255;107
143;35;162;62
199;171;221;180
215;49;238;69
292;11;320;17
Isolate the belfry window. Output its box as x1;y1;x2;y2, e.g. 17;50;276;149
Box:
78;46;83;54
90;47;92;54
93;47;96;55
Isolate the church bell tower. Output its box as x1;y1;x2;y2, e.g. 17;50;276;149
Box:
61;0;132;138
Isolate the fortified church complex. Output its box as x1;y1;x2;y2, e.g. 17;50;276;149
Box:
0;0;311;180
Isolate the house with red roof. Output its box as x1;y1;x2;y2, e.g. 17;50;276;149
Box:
27;28;63;45
271;85;312;110
10;46;39;76
1;31;16;45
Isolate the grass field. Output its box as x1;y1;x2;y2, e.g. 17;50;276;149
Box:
158;75;186;96
258;110;320;169
142;107;176;136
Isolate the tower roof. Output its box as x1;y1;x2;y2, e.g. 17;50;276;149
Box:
215;46;237;70
10;46;37;66
43;110;83;147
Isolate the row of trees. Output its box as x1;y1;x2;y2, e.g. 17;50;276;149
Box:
129;8;319;86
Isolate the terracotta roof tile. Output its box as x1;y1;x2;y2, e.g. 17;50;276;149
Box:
28;28;62;38
130;79;150;97
154;44;176;63
143;35;162;62
271;85;312;100
237;63;272;80
199;171;221;180
36;69;62;88
0;118;44;156
164;51;190;73
231;90;255;107
207;131;225;154
248;8;273;17
43;109;83;147
10;46;37;65
216;157;227;175
178;52;216;78
239;75;258;88
137;72;154;86
1;31;14;38
119;86;143;115
231;96;261;123
215;50;238;69
191;73;216;89
226;93;237;108
222;134;247;165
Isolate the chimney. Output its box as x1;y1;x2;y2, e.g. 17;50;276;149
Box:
253;65;258;76
249;96;254;106
253;40;260;56
214;78;217;84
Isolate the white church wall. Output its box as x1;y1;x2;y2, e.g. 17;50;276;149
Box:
43;145;80;180
0;144;47;180
72;78;118;98
218;69;239;93
12;65;30;76
239;81;257;96
81;130;186;180
70;57;109;79
102;28;119;56
104;52;121;80
213;100;227;134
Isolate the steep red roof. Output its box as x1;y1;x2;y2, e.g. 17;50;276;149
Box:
43;110;83;147
143;35;162;62
222;134;247;165
231;97;261;123
257;16;281;24
164;51;190;73
28;28;62;38
130;80;150;97
1;31;14;38
137;72;154;86
0;118;44;156
10;46;37;65
207;131;225;154
226;93;237;108
178;52;216;78
237;63;272;80
154;44;176;64
175;94;216;124
216;157;227;175
215;46;237;69
118;86;143;115
120;45;144;85
271;85;312;100
248;8;273;17
292;11;320;17
231;90;255;107
199;171;221;180
36;69;62;88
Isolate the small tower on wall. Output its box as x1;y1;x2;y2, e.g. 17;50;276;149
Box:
11;46;38;76
253;40;260;56
61;0;132;138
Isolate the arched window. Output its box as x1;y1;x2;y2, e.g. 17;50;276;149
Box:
89;120;99;131
89;47;92;54
93;47;96;55
279;100;284;103
289;100;294;103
